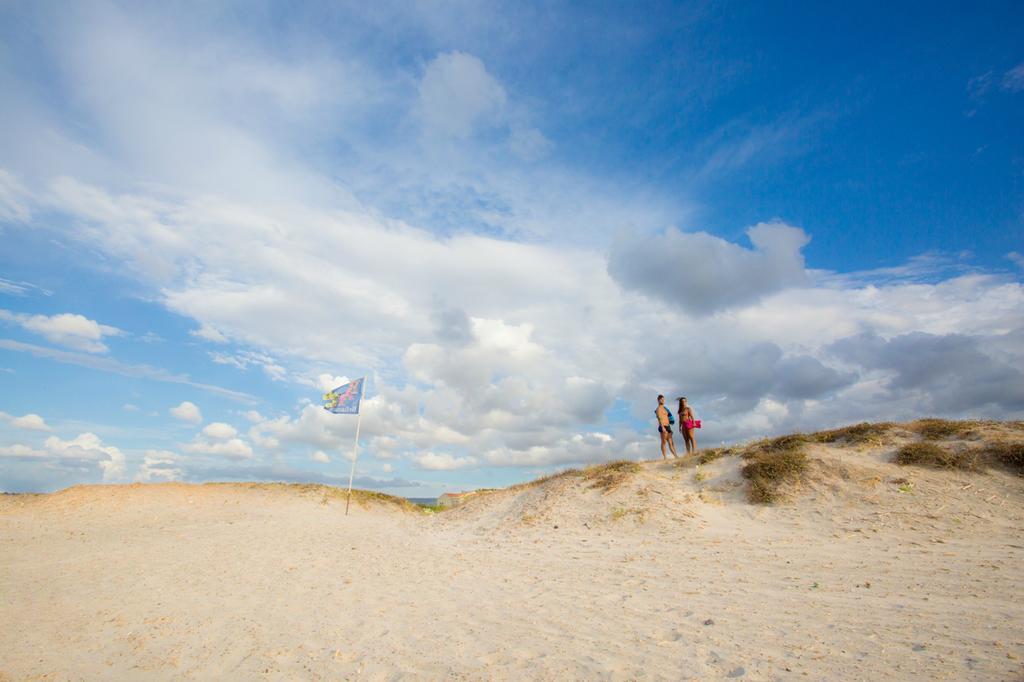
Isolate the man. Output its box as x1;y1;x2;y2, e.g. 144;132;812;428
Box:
655;394;678;459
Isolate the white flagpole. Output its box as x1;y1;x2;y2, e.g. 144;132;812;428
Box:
344;409;362;516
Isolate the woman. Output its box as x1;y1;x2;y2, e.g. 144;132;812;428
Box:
677;397;699;454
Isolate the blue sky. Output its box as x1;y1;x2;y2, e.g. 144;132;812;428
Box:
1;1;1022;495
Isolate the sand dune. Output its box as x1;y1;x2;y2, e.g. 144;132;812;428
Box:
2;421;1022;680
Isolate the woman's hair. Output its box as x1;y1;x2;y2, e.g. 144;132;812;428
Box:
677;397;686;409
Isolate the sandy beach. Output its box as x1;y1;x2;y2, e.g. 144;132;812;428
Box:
2;424;1023;680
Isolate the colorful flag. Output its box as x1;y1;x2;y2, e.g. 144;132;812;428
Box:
323;378;364;414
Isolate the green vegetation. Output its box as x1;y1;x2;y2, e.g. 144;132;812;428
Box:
698;447;737;464
609;506;647;522
582;460;641;492
979;440;1024;473
507;461;640;493
811;421;894;445
911;418;977;440
894;442;979;470
745;433;813;456
669;446;738;470
740;436;809;504
508;468;582;491
206;482;422;512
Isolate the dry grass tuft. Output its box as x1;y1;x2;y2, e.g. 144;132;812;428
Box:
894;442;979;471
610;506;647;522
212;482;422;512
738;436;809;504
508;468;581;492
698;447;739;464
811;422;894;445
744;433;812;457
581;460;641;492
742;450;808;504
911;419;976;440
979;440;1024;473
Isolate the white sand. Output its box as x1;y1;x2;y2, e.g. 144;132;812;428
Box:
2;430;1023;680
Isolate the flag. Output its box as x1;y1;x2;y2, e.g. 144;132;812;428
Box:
323;378;364;414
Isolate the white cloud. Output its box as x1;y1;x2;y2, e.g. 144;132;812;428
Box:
0;443;47;458
191;323;229;343
201;422;237;439
0;276;52;297
311;450;330;463
416;51;507;139
42;432;126;481
608;222;810;315
1002;63;1024;93
1008;252;1024;270
122;403;140;411
182;437;254;459
0;309;121;353
0;412;51;431
135;449;182;482
316;374;350;392
209;350;288;381
170;401;203;424
0;169;32;222
0;339;255;402
413;452;478;471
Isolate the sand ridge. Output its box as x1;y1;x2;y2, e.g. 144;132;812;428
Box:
2;422;1023;679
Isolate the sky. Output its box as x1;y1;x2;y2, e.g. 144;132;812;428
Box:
1;1;1022;496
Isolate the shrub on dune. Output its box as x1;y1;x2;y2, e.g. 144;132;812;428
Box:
740;437;809;504
894;442;979;471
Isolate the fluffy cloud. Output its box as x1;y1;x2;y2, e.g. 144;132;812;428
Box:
170;401;203;424
182;437;254;459
311;450;330;463
0;309;121;353
316;374;350;392
202;422;238;439
413;452;478;471
608;222;810;315
209;350;288;381
831;330;1024;413
0;412;51;431
0;443;47;458
416;51;507;139
42;432;126;481
639;341;855;415
191;323;229;343
135;450;182;482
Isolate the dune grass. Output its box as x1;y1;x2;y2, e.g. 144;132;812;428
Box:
209;482;423;512
508;468;582;492
810;421;894;445
894;442;980;471
508;460;640;494
979;440;1024;473
739;435;810;504
582;460;642;491
910;419;978;440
